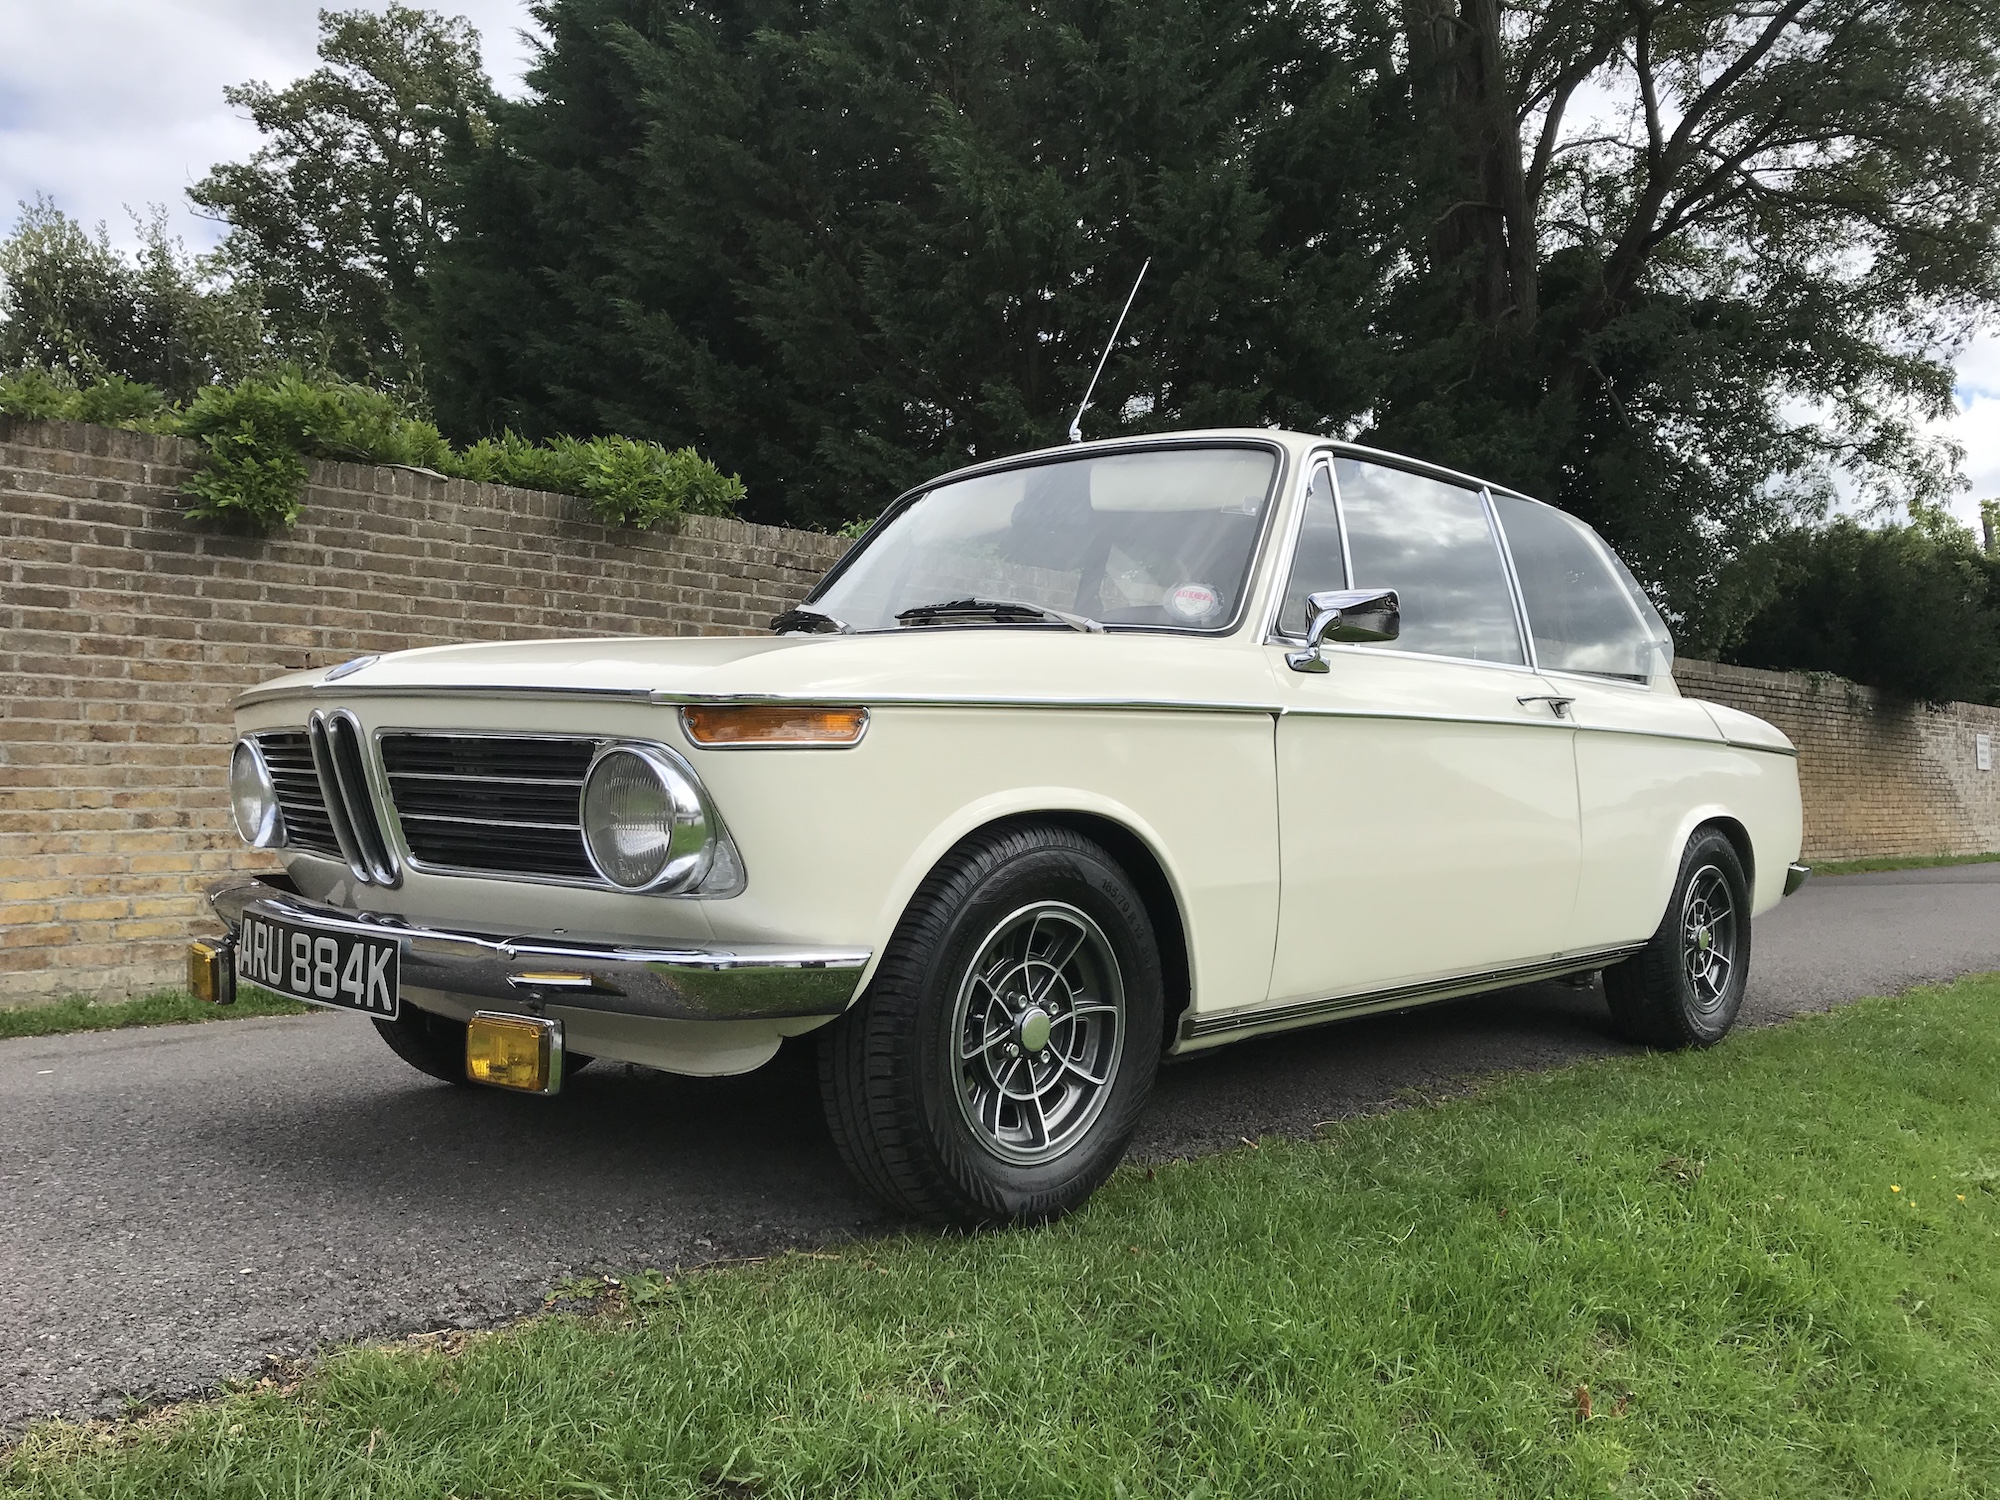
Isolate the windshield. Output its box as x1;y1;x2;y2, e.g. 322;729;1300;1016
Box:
807;446;1280;633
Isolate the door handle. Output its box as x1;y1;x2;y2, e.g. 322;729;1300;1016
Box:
1517;694;1576;719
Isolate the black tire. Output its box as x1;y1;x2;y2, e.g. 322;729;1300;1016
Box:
817;821;1164;1227
371;1006;593;1085
1604;827;1751;1048
373;1005;470;1085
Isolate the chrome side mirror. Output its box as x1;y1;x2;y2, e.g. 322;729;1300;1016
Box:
1285;588;1400;673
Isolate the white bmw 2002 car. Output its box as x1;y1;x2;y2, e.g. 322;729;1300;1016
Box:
193;430;1806;1225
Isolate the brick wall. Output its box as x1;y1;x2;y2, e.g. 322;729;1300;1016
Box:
7;419;2000;1004
1674;658;2000;863
1;419;848;1005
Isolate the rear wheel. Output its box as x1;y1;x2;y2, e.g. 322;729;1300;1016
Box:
1604;828;1750;1048
818;822;1163;1226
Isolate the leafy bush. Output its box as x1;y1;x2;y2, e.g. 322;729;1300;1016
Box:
1720;517;2000;705
0;364;743;531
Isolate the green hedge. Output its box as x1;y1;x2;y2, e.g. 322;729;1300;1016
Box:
0;365;744;531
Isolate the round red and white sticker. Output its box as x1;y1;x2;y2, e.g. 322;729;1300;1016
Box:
1166;582;1222;623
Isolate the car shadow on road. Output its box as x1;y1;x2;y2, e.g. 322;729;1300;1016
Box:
207;978;1630;1224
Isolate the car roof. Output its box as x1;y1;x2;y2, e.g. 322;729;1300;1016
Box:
903;428;1551;513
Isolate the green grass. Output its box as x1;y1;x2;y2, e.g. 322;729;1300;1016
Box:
11;977;2000;1497
0;986;310;1040
1813;850;2000;876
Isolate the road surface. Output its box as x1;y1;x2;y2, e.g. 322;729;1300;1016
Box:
4;863;1995;1429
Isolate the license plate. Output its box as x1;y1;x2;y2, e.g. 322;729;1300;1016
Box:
236;913;399;1018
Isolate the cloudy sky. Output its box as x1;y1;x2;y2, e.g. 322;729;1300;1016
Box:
1;0;1993;519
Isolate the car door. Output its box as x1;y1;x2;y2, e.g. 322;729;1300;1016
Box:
1264;456;1583;1008
1488;492;1728;951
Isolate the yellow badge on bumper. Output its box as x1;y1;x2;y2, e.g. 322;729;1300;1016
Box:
466;1012;563;1094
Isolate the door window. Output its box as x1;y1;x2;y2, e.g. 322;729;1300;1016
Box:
1490;494;1666;681
1334;459;1525;665
1278;462;1347;636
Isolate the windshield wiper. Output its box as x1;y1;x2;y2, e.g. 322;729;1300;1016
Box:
770;607;850;635
895;598;1105;633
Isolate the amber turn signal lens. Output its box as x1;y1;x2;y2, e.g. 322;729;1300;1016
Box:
681;704;869;746
187;937;235;1006
466;1011;562;1093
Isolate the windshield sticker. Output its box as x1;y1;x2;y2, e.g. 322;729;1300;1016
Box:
1166;582;1222;623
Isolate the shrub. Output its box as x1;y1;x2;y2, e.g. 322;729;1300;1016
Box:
1721;518;2000;705
0;364;743;531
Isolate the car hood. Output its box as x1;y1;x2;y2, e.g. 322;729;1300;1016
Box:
237;629;1281;711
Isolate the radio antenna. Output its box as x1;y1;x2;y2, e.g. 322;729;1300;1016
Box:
1068;256;1150;444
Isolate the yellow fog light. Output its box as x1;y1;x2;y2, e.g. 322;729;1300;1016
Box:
187;937;236;1006
466;1012;564;1094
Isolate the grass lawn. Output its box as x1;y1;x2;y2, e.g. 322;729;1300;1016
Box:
1812;851;2000;877
9;977;2000;1497
0;987;310;1041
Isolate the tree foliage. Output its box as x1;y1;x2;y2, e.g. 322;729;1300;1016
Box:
1383;0;2000;642
421;0;2000;618
190;4;495;392
422;0;1403;531
1721;516;2000;704
0;198;264;399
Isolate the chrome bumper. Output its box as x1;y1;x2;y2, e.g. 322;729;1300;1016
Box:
1783;862;1811;897
205;875;868;1022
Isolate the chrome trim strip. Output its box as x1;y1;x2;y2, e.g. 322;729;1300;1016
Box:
650;691;1283;715
1485;484;1539;674
306;712;374;884
1181;946;1646;1042
236;682;656;710
397;811;583;831
1724;737;1800;759
205;876;866;1022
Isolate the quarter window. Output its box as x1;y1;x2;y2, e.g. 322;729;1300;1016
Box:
1491;494;1663;681
1279;462;1347;636
1334;459;1525;665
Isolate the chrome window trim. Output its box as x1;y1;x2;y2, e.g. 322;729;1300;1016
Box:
1483;485;1539;674
801;435;1294;640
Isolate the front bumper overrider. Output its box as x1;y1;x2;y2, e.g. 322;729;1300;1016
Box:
205;874;869;1021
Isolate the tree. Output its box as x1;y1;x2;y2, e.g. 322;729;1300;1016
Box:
190;4;495;394
0;197;264;400
422;0;1404;529
1722;517;2000;703
1378;0;2000;639
421;0;2000;597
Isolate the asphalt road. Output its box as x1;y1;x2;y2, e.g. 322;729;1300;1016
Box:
5;863;1998;1430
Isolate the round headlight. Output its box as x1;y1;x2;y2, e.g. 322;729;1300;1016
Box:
580;745;714;892
229;738;286;848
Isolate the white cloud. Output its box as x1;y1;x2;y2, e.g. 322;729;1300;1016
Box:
0;0;537;252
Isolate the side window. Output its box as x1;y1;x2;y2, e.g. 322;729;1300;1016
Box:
1334;459;1525;665
1279;462;1346;635
1491;494;1662;681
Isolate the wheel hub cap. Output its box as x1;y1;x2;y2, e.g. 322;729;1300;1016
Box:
950;902;1126;1166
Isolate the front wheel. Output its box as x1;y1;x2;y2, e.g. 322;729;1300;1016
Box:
1604;827;1751;1048
818;822;1163;1226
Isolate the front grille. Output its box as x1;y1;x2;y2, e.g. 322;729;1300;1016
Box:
254;731;342;860
378;733;598;881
